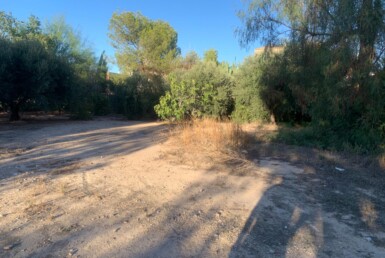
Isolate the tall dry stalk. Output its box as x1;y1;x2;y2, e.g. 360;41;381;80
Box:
167;119;252;172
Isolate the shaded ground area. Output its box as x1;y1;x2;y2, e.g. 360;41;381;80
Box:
0;119;384;257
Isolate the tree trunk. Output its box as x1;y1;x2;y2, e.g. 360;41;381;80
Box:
358;0;379;67
9;104;20;121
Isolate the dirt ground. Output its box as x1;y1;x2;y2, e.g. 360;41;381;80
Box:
0;117;385;257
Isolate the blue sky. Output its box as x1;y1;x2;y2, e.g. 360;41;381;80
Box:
1;0;259;72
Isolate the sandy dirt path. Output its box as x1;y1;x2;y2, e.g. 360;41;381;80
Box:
0;119;384;257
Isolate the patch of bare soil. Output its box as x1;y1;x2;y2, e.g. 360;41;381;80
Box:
0;119;384;257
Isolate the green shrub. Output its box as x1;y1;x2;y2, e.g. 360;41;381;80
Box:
232;56;270;122
155;62;234;120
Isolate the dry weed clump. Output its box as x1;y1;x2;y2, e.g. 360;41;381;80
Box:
168;119;252;173
378;152;385;169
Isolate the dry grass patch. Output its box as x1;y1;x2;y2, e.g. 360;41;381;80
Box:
379;153;385;169
166;119;253;174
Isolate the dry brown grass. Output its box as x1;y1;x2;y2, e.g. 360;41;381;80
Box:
379;153;385;169
166;119;253;174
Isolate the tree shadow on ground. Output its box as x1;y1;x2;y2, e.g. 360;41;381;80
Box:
1;120;385;257
0;118;167;181
229;142;385;257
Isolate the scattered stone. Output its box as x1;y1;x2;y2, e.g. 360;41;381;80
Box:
364;236;372;242
68;248;78;256
341;214;353;220
335;167;345;172
115;227;121;233
3;244;15;250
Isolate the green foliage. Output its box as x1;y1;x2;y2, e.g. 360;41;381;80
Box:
238;0;385;152
232;56;270;122
0;11;44;41
155;62;234;120
0;13;107;120
109;12;180;75
177;51;200;70
203;49;218;64
45;16;96;78
0;37;73;120
109;73;167;119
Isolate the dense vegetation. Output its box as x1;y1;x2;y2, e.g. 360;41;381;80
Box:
1;3;384;153
237;0;385;152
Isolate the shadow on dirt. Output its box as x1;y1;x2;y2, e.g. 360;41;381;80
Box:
0;118;167;182
229;143;385;257
1;119;385;257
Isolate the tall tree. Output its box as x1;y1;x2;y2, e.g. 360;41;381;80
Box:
203;49;219;64
238;0;385;68
109;12;180;75
238;0;385;150
0;13;98;120
0;38;54;120
45;16;95;78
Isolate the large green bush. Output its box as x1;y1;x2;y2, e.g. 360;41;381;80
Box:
155;62;234;120
232;56;270;122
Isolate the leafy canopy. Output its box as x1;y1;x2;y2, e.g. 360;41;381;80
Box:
109;12;180;75
155;60;234;120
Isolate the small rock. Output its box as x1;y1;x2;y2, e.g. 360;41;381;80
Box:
3;244;14;250
335;167;345;172
364;236;372;242
269;249;275;254
241;150;248;154
68;248;78;256
115;227;121;233
341;214;352;220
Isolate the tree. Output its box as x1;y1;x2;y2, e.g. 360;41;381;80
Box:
0;13;99;120
109;12;180;75
180;51;200;70
203;49;218;64
155;61;234;120
232;56;270;122
45;16;96;78
239;0;385;72
0;38;53;120
238;0;385;151
0;12;43;41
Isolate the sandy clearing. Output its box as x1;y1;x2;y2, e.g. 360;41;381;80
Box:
0;119;384;257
